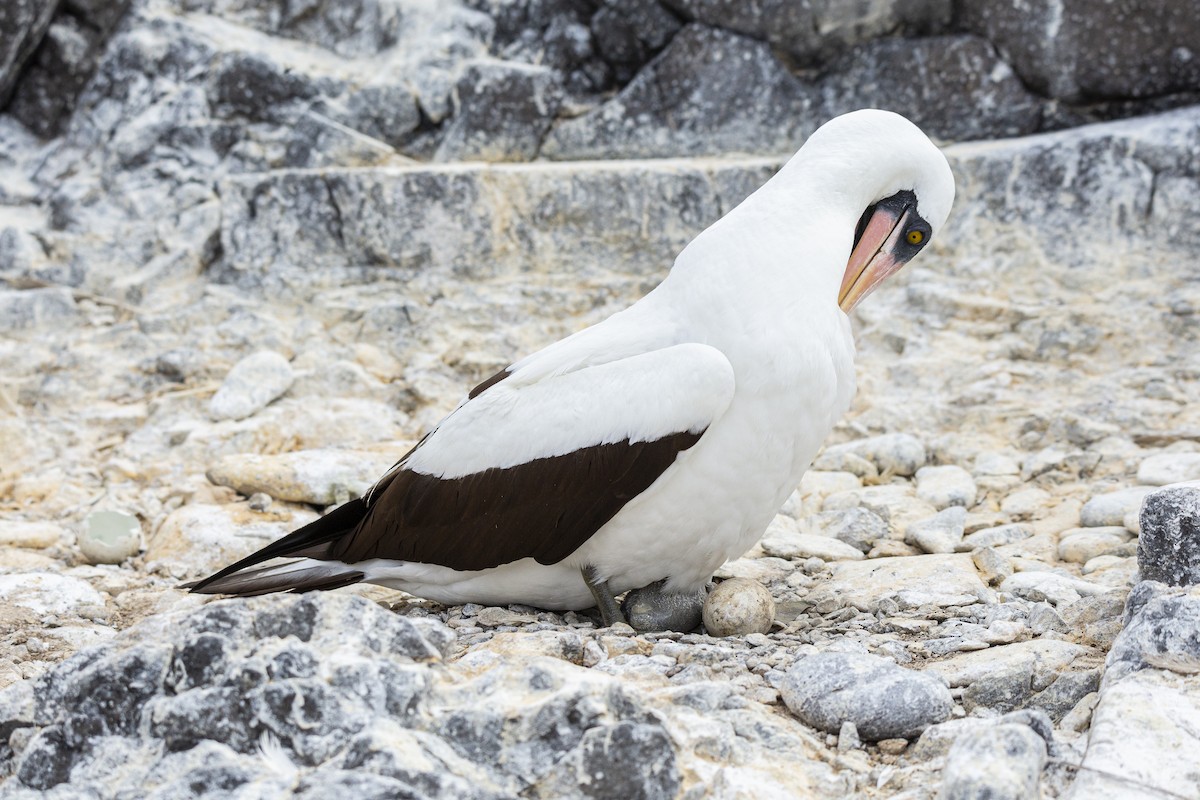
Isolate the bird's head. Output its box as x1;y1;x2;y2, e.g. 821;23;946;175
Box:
776;109;956;312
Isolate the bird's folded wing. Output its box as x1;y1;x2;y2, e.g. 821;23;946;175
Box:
329;342;736;571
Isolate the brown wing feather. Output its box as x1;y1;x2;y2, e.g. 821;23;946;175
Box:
189;429;704;595
329;431;704;571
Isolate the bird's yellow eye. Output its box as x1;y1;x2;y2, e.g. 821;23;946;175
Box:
906;230;925;245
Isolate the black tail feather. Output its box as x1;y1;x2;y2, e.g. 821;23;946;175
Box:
188;498;369;595
187;561;366;596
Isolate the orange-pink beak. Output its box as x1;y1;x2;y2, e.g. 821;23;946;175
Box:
839;203;914;312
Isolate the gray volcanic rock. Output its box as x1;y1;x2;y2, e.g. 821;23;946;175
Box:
0;0;58;107
6;0;135;139
542;24;819;160
215;159;776;291
589;0;682;83
1138;482;1200;586
1105;581;1200;687
0;594;692;798
436;60;564;161
936;722;1046;800
959;0;1200;103
780;652;953;740
661;0;952;65
822;35;1043;141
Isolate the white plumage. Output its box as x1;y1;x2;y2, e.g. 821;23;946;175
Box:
193;109;956;612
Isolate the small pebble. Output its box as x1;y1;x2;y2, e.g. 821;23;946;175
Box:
247;492;273;512
906;507;967;554
915;465;977;509
702;578;774;637
960;523;1032;551
971;546;1013;586
877;738;908;755
1000;488;1051;521
208;350;294;421
1079;486;1155;528
0;521;63;550
79;511;142;565
1136;454;1200;486
1056;526;1132;564
837;721;862;752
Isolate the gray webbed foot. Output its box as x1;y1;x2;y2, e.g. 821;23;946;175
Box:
621;578;707;632
581;565;627;627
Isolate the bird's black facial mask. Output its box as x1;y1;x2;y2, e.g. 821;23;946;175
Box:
841;190;931;312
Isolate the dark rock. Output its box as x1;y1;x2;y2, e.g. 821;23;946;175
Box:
332;82;422;148
590;0;682;82
1138;483;1200;586
7;0;134;138
542;24;818;159
936;722;1046;800
961;666;1034;714
1105;580;1200;687
779;652;953;741
1024;669;1102;722
529;720;681;800
0;0;58;107
210;52;323;123
663;0;952;65
822;35;1043;141
470;0;610;94
622;579;706;632
14;725;75;791
958;0;1200;103
435;60;564;161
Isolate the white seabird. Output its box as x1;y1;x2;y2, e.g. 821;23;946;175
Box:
192;109;956;623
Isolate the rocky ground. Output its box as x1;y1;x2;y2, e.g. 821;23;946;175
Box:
2;1;1200;798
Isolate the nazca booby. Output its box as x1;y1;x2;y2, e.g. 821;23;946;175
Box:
192;109;956;625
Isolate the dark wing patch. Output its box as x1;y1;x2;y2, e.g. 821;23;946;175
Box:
468;367;511;399
332;429;704;571
188;429;704;594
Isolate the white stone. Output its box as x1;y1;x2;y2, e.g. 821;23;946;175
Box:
905;507;967;554
1056;526;1133;564
0;573;105;617
206;449;397;505
1082;554;1128;575
146;502;320;577
807;554;992;613
1136;453;1200;486
817;433;926;477
1000;571;1112;606
798;470;862;505
1080;486;1156;528
971;451;1020;477
209;350;295;421
761;529;865;562
810;450;878;478
713;557;793;583
921;639;1089;687
960;523;1032;550
0;520;63;549
1064;671;1200;800
999;488;1052;521
822;484;936;532
915;465;977;509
